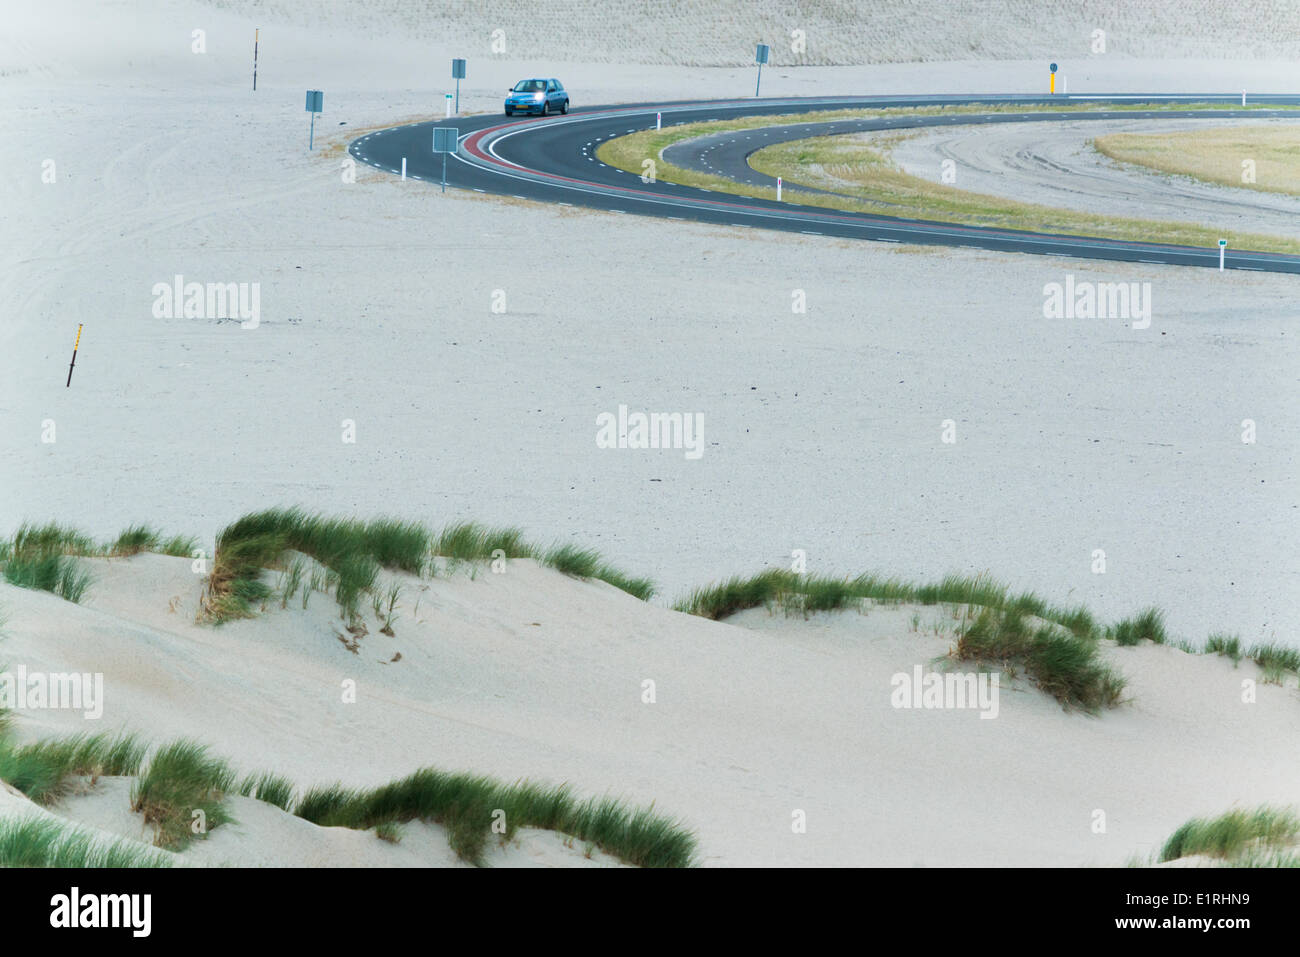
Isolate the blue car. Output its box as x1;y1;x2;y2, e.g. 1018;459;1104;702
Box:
505;78;569;117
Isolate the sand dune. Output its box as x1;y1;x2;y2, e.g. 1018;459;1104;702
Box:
200;0;1300;66
2;552;1297;866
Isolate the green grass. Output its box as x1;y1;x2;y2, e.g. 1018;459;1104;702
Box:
110;524;161;556
374;821;403;844
8;522;96;558
953;609;1125;712
1159;806;1300;863
107;526;197;558
130;740;237;849
204;509;421;623
159;534;198;557
204;509;658;623
1205;633;1243;664
0;816;172;868
333;554;379;624
235;770;297;811
295;768;696;868
543;543;657;601
0;732;147;804
2;552;93;602
1248;643;1300;676
674;569;1098;638
1109;608;1167;646
1;521;198;604
434;522;535;562
362;519;432;573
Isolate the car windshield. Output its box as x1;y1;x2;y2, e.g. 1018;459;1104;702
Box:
513;80;546;92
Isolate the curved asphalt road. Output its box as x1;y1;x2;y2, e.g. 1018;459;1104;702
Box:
349;94;1300;272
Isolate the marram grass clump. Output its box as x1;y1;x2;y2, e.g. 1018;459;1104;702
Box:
954;609;1125;713
1159;805;1300;865
0;520;197;604
202;508;658;624
673;569;1096;638
0;732;147;805
1109;608;1167;646
130;740;237;850
295;768;696;868
0;816;173;868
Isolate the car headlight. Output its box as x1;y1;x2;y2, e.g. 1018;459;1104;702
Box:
533;92;544;100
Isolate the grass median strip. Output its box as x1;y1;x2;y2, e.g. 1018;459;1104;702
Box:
597;103;1300;254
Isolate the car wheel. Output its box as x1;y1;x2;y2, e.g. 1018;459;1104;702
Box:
560;99;569;114
541;100;549;116
505;108;513;116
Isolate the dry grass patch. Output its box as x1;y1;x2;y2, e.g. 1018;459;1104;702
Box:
1094;124;1300;197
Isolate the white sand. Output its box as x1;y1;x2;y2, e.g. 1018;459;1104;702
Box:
2;0;1298;866
3;556;1299;866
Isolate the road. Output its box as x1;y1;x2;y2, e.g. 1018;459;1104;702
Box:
349;94;1300;272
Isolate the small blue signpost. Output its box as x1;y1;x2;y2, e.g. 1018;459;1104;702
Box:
305;90;323;150
755;43;770;97
452;58;466;114
433;126;458;193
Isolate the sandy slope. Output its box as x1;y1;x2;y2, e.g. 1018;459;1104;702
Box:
2;556;1298;866
197;0;1300;66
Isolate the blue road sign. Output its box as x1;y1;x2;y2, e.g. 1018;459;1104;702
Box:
305;90;323;149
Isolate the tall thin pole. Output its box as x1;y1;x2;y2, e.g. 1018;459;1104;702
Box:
309;110;315;150
755;61;762;97
253;29;259;91
66;324;83;387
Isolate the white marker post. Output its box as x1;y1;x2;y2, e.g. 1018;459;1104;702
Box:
445;94;453;118
401;157;407;180
776;176;782;201
1219;238;1227;271
656;112;662;130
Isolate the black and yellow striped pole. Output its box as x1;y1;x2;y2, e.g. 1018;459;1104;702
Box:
66;324;82;387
